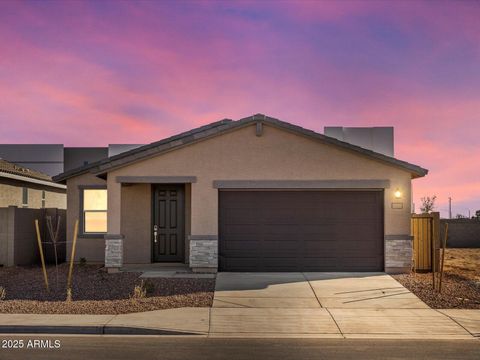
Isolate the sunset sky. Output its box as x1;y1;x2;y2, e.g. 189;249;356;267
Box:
0;0;479;218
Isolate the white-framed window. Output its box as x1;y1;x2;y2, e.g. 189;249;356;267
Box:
81;188;107;234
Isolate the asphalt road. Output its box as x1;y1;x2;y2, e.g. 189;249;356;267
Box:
0;336;478;360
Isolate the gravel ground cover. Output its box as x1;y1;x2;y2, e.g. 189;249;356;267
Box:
0;264;215;314
393;248;480;309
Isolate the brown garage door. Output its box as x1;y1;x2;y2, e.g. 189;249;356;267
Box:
219;190;384;272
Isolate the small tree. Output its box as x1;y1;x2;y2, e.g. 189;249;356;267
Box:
420;195;437;214
475;210;480;220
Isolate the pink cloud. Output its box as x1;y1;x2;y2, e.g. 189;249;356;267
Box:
0;0;479;215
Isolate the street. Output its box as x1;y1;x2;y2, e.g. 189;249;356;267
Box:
0;336;478;360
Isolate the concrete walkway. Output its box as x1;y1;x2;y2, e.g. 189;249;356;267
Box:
210;272;477;339
0;307;477;339
0;272;478;339
0;308;210;335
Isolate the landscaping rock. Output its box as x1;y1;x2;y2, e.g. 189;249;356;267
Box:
0;264;214;314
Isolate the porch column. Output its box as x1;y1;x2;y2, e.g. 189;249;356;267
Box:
188;181;218;273
105;177;123;273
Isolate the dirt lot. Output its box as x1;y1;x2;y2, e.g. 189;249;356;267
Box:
394;248;480;309
0;264;215;314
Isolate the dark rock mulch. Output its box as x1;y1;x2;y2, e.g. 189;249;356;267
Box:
0;264;215;314
393;272;480;309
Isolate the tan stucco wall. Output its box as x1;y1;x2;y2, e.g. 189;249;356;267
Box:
67;123;415;266
121;184;151;263
0;182;66;209
0;184;22;207
44;191;66;209
108;123;412;238
66;173;106;263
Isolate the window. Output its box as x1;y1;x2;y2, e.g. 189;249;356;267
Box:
81;188;107;234
41;191;46;208
22;187;28;208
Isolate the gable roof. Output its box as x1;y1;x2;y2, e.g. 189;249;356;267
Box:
0;158;66;189
53;114;428;183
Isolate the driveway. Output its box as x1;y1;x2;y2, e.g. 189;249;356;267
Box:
210;272;473;338
213;272;428;309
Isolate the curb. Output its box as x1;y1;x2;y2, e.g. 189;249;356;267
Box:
0;325;202;336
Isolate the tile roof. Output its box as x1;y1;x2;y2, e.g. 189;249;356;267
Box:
0;158;53;182
54;114;428;183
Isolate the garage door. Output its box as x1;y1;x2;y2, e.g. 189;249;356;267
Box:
219;190;384;272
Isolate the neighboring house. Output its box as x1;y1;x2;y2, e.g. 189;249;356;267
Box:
0;144;143;176
0;159;66;209
54;114;428;274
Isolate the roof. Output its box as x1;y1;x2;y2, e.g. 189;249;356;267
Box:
0;158;66;189
53;114;428;183
0;158;52;181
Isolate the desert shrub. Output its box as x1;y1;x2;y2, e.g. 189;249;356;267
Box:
420;196;437;213
131;281;147;299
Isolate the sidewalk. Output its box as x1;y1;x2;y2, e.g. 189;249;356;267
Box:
0;307;478;339
0;308;210;335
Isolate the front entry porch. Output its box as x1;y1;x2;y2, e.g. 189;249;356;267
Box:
104;177;200;272
103;176;218;273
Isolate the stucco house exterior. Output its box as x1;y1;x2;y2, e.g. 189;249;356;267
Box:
0;159;66;209
54;115;428;274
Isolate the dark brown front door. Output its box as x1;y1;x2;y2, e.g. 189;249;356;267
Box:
219;190;384;272
152;185;185;262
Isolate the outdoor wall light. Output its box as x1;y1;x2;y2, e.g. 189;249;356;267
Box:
394;189;402;199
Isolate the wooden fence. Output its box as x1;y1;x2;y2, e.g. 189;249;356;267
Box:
411;212;440;272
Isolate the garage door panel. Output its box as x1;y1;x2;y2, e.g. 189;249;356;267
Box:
220;257;259;271
301;257;339;270
222;224;261;236
262;240;301;252
303;240;337;253
222;240;260;251
219;190;384;272
261;258;301;271
224;209;262;224
263;225;338;238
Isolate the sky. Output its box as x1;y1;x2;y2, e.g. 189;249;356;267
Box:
0;0;479;218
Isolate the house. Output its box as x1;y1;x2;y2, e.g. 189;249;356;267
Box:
0;159;66;209
53;114;428;273
0;144;144;177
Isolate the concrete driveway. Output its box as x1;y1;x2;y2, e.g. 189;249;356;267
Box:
210;272;473;339
213;272;428;309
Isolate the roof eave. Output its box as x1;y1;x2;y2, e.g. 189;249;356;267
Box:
53;114;429;182
1;172;66;189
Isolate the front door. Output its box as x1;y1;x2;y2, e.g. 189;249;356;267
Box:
152;184;185;262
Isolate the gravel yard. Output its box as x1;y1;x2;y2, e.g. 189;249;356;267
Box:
0;264;215;314
393;248;480;309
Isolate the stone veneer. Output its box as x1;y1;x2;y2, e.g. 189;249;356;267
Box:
105;235;124;271
189;235;218;272
384;236;413;273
